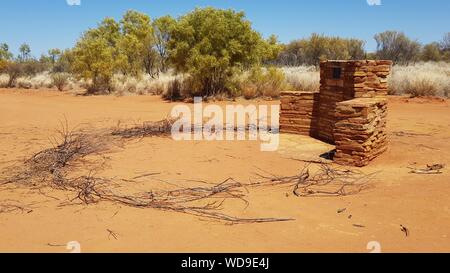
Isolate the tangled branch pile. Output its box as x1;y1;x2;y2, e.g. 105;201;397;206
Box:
408;163;445;175
112;118;176;139
254;163;375;197
0;122;293;224
1;123;111;189
0;120;375;224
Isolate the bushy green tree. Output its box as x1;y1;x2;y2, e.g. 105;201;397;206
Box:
1;43;45;82
53;49;74;73
168;7;274;97
153;15;176;73
18;43;31;62
0;43;12;61
0;43;12;71
119;10;155;77
275;34;366;66
39;49;64;72
22;59;47;76
86;17;121;47
241;66;287;99
347;39;366;60
4;62;23;87
48;48;62;65
440;33;450;62
72;35;116;93
71;11;158;92
421;42;442;62
262;35;283;65
374;31;421;64
441;33;450;52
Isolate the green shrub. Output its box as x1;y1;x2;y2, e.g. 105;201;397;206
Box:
5;62;23;88
168;7;278;97
242;83;258;100
162;79;183;101
275;34;366;66
375;31;421;65
51;73;70;91
72;36;116;93
240;66;287;99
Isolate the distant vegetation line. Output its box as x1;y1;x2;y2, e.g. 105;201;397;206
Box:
0;7;449;98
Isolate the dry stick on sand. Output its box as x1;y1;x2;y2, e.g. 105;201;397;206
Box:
0;119;374;224
0;201;33;214
111;118;276;140
112;118;176;139
408;164;445;175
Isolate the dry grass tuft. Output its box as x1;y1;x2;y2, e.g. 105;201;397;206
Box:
282;66;320;92
389;62;450;97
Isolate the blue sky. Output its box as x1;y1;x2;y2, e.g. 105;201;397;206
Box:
0;0;449;56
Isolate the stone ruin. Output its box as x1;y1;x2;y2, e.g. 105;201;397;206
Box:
280;60;392;167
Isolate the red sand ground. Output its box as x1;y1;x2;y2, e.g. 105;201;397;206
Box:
0;88;449;253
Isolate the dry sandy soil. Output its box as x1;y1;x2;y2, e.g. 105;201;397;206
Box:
0;88;449;253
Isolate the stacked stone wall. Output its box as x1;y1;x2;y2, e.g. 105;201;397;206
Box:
279;60;392;166
334;98;388;167
280;91;319;136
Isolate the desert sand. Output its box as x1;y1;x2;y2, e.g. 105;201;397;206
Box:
0;88;449;253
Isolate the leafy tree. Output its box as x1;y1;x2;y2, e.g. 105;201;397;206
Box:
71;11;159;92
347;39;366;60
39;54;52;69
153;15;176;73
72;35;116;93
0;43;12;71
22;59;47;76
86;17;121;47
440;33;450;62
117;33;145;76
48;48;62;65
421;42;441;62
4;62;23;87
241;66;287;98
262;35;283;65
119;10;155;77
168;7;272;96
54;49;75;73
275;34;366;66
440;32;450;52
374;31;421;64
0;43;12;61
18;43;31;62
276;40;308;66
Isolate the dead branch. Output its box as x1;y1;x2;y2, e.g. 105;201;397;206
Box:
112;118;176;139
0;123;292;224
112;118;276;140
0;200;33;214
107;229;119;240
252;163;376;197
400;225;410;237
0;119;374;225
408;163;444;175
392;131;432;137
